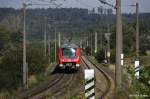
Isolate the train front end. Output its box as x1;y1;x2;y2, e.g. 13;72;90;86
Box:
58;44;80;70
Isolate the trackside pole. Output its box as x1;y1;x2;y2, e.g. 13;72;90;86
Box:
87;40;89;47
94;32;97;53
26;62;28;89
84;69;95;99
58;32;60;47
135;60;140;79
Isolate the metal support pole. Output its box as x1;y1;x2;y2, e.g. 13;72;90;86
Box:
80;40;82;49
106;26;111;64
104;49;107;63
95;32;97;53
26;62;28;89
58;32;61;47
136;3;139;59
44;17;47;56
47;24;51;63
87;40;89;47
115;0;122;90
48;41;51;63
23;3;27;89
91;33;93;55
55;28;57;62
101;32;103;50
135;3;140;80
107;35;110;64
88;32;89;47
48;35;51;63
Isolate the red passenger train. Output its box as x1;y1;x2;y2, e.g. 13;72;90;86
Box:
58;44;80;70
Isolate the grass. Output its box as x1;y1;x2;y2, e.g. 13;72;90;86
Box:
45;92;85;99
28;62;56;88
0;90;16;99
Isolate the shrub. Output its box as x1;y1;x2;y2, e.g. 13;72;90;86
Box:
0;44;48;90
95;49;105;63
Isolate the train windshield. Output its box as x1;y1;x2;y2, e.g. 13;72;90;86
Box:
62;48;76;58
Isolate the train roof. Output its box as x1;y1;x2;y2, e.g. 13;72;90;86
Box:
61;44;79;48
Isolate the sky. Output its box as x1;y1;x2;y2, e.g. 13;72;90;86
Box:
0;0;150;13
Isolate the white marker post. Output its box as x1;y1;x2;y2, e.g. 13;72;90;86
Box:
85;69;95;99
135;61;140;79
121;53;124;66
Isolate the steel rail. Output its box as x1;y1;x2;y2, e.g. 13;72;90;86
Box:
24;69;77;99
21;73;64;99
80;56;112;99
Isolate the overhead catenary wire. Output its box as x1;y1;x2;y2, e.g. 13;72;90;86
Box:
75;0;99;9
98;0;116;9
37;0;64;7
26;0;64;8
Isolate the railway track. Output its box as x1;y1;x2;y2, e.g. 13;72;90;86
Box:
20;56;114;99
33;73;76;99
47;74;76;99
81;56;114;99
20;66;77;99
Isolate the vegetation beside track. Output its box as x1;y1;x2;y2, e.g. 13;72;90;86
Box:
0;28;58;97
124;64;150;99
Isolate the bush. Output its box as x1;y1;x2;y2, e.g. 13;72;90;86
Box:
95;49;105;63
84;46;91;55
0;45;22;90
139;67;150;96
27;44;48;75
0;43;49;90
126;66;150;98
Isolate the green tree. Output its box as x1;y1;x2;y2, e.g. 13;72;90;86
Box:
0;28;10;52
0;45;22;90
0;28;48;90
27;44;49;75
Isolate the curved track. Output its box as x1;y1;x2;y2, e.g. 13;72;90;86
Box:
24;73;64;99
20;56;114;99
81;56;114;99
20;66;77;99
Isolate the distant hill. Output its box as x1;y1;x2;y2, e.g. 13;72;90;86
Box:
0;8;150;41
